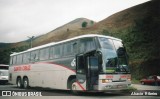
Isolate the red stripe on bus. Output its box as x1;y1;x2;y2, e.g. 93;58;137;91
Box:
35;62;86;91
76;81;86;91
34;62;76;73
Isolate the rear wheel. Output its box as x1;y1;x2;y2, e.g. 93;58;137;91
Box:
23;77;29;89
17;78;23;88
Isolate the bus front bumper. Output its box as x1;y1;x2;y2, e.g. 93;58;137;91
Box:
98;82;131;91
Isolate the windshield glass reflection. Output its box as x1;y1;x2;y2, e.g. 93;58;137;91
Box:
99;37;130;74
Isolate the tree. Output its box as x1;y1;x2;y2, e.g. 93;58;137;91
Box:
81;21;88;28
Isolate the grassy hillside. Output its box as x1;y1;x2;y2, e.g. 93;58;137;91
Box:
0;0;159;79
98;0;160;79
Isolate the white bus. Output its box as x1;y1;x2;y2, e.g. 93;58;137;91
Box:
0;64;9;84
9;34;131;92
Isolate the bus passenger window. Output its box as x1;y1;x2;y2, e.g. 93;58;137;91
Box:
51;45;62;59
23;52;30;63
31;50;39;62
63;42;73;56
17;54;23;64
40;48;49;60
73;42;78;54
80;38;96;53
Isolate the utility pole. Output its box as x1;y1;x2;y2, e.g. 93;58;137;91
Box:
28;36;34;48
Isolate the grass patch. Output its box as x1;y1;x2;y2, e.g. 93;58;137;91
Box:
131;78;140;84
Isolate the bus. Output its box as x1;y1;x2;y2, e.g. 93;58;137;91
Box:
0;64;9;84
9;34;131;92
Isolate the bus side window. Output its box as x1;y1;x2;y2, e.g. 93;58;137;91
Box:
72;41;78;55
50;46;54;59
51;45;62;59
80;38;96;53
23;52;30;64
13;56;17;65
40;47;49;60
63;42;73;56
31;50;39;62
17;54;23;65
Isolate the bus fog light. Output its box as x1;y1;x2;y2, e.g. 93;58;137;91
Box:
105;85;111;89
127;78;131;81
102;79;112;83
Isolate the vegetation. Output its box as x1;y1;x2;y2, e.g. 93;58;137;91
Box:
0;45;28;64
101;4;160;79
81;21;88;28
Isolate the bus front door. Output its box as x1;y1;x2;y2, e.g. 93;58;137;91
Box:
76;54;99;91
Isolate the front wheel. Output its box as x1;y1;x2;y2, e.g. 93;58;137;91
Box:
70;79;78;95
23;77;29;89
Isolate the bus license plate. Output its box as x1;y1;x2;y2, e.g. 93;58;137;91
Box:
117;85;122;88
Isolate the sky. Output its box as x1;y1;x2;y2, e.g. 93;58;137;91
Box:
0;0;150;43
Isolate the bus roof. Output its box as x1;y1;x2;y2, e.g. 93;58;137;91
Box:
10;34;122;56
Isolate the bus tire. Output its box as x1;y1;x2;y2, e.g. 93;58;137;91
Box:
17;77;23;88
23;77;29;89
70;79;78;95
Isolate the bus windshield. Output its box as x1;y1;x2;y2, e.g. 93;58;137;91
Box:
0;66;9;70
98;37;130;74
0;70;8;76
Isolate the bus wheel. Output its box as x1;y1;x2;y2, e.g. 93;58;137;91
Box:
17;78;22;88
70;79;78;94
23;77;29;89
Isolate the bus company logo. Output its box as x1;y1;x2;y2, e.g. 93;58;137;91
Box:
71;58;76;67
106;75;113;79
2;91;11;96
14;65;31;71
120;75;127;78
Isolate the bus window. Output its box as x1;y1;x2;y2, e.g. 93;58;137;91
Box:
73;41;78;54
13;56;17;65
40;48;49;60
17;54;23;64
31;50;39;62
63;42;73;56
23;52;30;64
51;45;62;59
80;38;96;53
99;37;114;50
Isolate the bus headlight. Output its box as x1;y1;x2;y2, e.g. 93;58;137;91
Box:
102;79;112;83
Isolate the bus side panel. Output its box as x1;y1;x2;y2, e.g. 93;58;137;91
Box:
23;63;75;90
